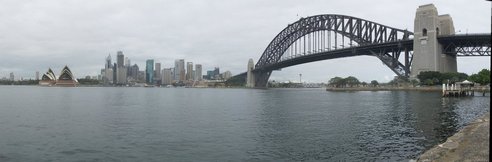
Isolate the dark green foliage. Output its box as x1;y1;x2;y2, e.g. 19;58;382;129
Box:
225;74;246;87
468;69;490;85
0;80;39;85
328;76;360;87
77;79;100;85
417;71;469;85
370;80;379;87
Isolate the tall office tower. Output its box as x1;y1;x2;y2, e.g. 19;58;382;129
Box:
100;69;105;81
9;72;14;81
129;64;139;80
124;57;130;66
105;54;112;69
104;54;112;84
154;62;161;84
174;59;185;81
146;59;154;84
195;64;202;81
213;67;220;79
186;62;193;80
116;51;127;84
222;71;232;80
162;68;173;85
35;71;40;80
113;63;117;84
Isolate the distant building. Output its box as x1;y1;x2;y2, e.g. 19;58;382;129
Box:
39;68;56;86
146;59;154;84
116;51;127;84
206;70;214;80
128;64;139;81
186;62;193;80
112;63;117;84
137;71;145;83
222;71;232;80
9;72;14;81
39;66;78;87
124;57;130;67
35;71;40;80
162;68;173;85
56;66;78;87
195;64;202;81
104;54;113;84
174;59;185;81
154;62;161;84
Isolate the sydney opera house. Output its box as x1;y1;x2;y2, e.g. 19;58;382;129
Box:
39;66;79;87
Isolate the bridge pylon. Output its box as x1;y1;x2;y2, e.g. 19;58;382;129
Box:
411;4;457;78
246;59;255;87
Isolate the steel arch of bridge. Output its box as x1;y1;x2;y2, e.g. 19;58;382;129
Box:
254;14;414;87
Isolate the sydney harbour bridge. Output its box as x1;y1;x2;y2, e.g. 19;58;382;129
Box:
228;4;490;88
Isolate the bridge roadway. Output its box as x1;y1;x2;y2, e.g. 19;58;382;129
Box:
255;33;490;72
228;33;490;84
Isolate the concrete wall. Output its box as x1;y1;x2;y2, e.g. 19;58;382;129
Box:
411;4;457;78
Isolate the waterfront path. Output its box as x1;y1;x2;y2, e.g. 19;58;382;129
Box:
417;112;490;162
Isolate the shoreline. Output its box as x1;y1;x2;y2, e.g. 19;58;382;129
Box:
325;86;490;92
416;112;490;162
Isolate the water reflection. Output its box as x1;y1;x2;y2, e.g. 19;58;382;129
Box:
0;87;488;161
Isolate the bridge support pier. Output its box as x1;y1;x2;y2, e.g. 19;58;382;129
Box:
246;59;255;88
411;4;457;78
253;71;271;88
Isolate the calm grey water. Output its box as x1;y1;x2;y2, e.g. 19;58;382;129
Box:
0;86;489;161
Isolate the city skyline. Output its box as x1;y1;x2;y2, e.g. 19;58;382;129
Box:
0;0;490;82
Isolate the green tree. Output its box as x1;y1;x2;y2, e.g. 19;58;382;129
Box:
344;76;360;87
417;71;442;85
361;82;368;87
328;77;345;88
410;79;419;87
468;69;490;85
370;80;379;87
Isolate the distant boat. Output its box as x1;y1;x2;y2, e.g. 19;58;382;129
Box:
144;84;154;87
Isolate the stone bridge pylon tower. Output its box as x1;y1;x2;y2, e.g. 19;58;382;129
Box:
411;4;457;78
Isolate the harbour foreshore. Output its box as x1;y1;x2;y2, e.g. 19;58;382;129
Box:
416;112;490;162
326;86;490;92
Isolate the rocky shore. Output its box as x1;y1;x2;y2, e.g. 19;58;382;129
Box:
416;112;490;162
325;86;490;92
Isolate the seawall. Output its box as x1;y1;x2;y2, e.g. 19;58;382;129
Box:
416;112;490;162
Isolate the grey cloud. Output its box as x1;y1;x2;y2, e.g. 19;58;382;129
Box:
0;0;489;82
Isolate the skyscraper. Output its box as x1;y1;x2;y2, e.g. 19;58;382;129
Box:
124;57;130;66
154;62;161;84
113;63;117;84
9;72;14;81
104;54;113;84
186;62;193;80
105;54;112;69
146;59;154;84
195;64;202;81
162;68;173;85
129;64;139;80
174;59;185;81
116;51;127;84
35;71;40;80
213;67;220;79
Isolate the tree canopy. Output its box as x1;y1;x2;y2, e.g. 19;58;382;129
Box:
468;69;490;85
417;71;468;85
328;76;360;87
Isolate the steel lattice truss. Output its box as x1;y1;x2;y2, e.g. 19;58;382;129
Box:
439;34;491;56
255;14;413;72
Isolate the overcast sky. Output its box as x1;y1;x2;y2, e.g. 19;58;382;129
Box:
0;0;490;82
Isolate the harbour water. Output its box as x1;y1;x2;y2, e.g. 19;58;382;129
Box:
0;86;489;161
